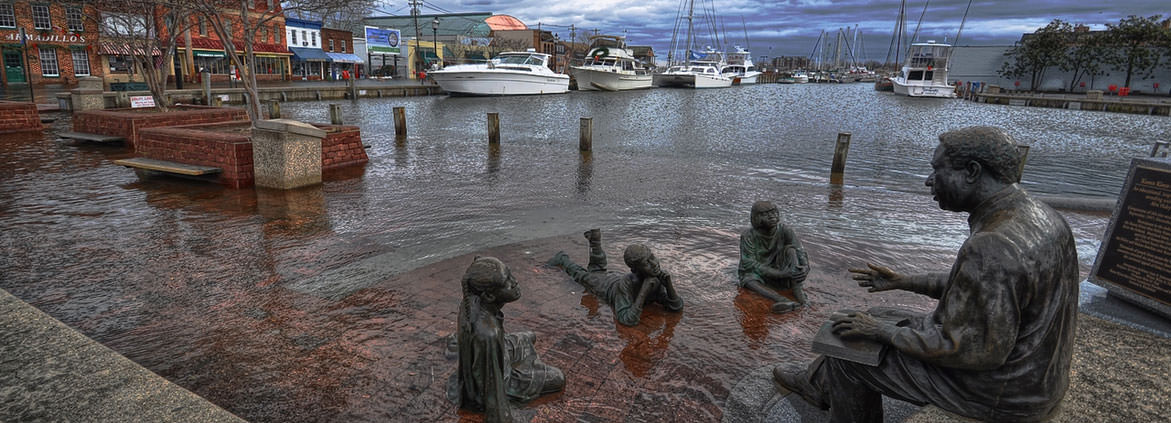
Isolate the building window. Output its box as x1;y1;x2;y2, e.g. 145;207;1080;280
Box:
340;40;346;52
198;16;206;36
108;55;132;73
259;27;267;42
72;49;90;76
291;29;297;45
31;4;51;30
0;3;13;28
311;32;316;47
329;39;334;52
38;48;59;76
273;24;280;43
67;6;84;32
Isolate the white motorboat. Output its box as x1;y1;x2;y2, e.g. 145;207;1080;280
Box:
790;70;810;84
570;35;653;91
429;50;569;96
721;46;762;85
654;62;732;88
891;41;956;98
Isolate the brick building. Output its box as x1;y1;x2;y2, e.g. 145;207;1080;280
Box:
172;2;291;84
0;1;103;87
321;27;361;80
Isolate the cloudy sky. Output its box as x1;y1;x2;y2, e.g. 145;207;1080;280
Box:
376;1;1167;63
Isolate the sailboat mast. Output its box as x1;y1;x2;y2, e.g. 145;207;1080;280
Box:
684;0;696;65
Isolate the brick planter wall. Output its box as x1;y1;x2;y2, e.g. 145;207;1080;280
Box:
137;121;255;188
135;120;366;188
315;124;368;170
73;106;247;149
0;101;43;133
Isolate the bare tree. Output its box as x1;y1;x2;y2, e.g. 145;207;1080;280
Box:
92;0;196;111
189;0;373;123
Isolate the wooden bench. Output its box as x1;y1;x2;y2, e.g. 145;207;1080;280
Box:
59;131;125;143
113;158;222;176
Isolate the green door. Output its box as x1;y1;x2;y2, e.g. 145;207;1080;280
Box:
4;51;25;83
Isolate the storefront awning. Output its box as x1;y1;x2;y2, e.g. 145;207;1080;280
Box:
289;47;331;62
98;42;161;56
326;52;364;64
192;50;226;58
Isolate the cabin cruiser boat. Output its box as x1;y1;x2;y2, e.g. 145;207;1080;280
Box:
790;70;810;84
891;41;956;98
570;35;653;91
654;62;732;88
428;50;569;96
720;46;762;85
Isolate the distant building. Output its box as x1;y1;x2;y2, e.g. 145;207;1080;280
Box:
321;27;362;80
362;12;496;79
0;1;103;87
286;18;328;80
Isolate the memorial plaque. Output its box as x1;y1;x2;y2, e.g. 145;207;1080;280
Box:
1091;158;1171;320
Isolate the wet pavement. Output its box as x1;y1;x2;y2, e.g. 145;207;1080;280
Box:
1;83;1167;421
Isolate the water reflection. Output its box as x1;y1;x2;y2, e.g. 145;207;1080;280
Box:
256;186;329;235
827;184;844;209
576;151;593;195
618;310;680;378
486;144;501;178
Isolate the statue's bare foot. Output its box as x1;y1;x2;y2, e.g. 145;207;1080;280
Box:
771;301;804;314
583;228;601;243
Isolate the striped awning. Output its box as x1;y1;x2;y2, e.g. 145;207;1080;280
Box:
98;42;161;56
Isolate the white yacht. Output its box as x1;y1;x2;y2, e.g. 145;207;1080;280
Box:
654;62;732;88
721;46;762;85
429;50;569;96
891;41;956;98
790;70;810;84
570;35;653;91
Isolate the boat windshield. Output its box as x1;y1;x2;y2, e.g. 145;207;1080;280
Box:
908;45;949;69
496;54;544;66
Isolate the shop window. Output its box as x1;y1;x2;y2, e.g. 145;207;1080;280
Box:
329;39;334;52
198;16;206;36
38;48;58;76
32;4;51;30
274;24;281;43
311;32;316;47
72;49;90;76
0;3;13;28
300;30;306;46
341;40;346;52
67;6;84;32
108;55;133;74
194;56;227;74
291;29;297;45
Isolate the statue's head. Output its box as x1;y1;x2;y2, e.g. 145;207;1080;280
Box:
462;256;520;305
623;244;660;277
929;126;1020;212
750;201;780;233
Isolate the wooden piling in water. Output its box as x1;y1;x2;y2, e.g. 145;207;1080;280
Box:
330;104;343;125
1016;145;1030;182
393;107;406;139
830;132;851;185
487;113;500;145
267;100;281;119
579;118;593;152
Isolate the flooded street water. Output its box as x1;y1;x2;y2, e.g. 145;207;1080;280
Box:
1;83;1164;421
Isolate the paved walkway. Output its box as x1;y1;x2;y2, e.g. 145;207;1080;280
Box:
0;288;245;423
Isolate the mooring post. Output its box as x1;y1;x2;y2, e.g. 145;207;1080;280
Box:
348;76;358;99
201;71;211;106
329;104;343;125
212;96;223;107
393;107;407;140
487;112;500;145
1016;145;1031;182
267;100;281;119
579;117;593;152
830;132;851;185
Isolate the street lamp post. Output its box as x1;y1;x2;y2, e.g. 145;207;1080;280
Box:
431;18;439;69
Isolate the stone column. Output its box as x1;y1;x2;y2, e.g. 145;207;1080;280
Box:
252;119;326;189
69;76;105;111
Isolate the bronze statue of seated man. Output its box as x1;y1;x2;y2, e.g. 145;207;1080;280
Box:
548;229;683;327
447;256;565;422
738;201;810;313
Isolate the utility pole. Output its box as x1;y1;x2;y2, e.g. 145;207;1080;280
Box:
410;0;421;78
569;24;576;61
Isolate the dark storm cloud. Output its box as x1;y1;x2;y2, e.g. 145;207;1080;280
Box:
419;1;1167;61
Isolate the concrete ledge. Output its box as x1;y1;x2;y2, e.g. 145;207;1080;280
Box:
0;288;245;423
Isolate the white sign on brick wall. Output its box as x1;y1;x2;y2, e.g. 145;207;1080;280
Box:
129;96;155;108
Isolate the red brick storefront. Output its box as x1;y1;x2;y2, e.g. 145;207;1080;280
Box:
0;1;103;87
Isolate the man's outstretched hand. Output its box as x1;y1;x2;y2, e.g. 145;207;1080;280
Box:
849;263;904;293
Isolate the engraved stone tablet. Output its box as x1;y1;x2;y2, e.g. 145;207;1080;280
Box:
1091;158;1171;320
